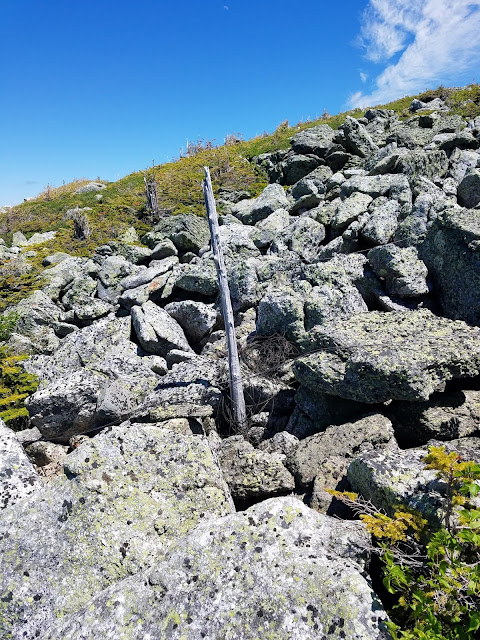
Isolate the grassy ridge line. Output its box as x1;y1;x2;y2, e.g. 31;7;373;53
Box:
0;84;478;313
2;84;479;250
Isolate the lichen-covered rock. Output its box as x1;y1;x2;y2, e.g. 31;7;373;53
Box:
256;287;306;346
457;168;480;208
141;214;210;253
231;184;289;225
26;368;102;440
289;166;329;213
150;238;178;259
104;241;152;265
97;255;139;303
217;435;295;500
24;314;132;382
388;389;480;446
348;439;480;527
341;173;411;207
74;181;106;193
280;152;322;185
131;301;193;356
290;123;336;157
258;431;299;458
138;357;223;412
395;149;449;181
290;414;396;490
41;257;93;301
118;257;178;291
361;200;399;245
287;386;370;439
421;207;480;324
0;420;41;510
332;191;373;232
6;290;62;353
174;259;218;296
118;274;169;309
40;497;389;640
296;310;480;402
368;244;429;298
304;276;367;331
449;148;480;183
24;315;160;441
164;300;217;343
0;423;234;640
281;216;326;263
342;116;379;158
227;258;259;311
61;275;97;309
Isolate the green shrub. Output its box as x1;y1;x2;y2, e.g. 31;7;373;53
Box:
0;346;38;430
0;312;18;341
330;446;480;639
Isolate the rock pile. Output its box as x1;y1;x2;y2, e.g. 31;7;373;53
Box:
1;98;480;638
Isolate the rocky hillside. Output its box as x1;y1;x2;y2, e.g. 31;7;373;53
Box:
1;86;480;638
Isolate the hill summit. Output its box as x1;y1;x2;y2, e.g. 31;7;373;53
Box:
0;84;480;639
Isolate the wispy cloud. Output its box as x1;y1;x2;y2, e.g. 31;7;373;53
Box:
24;180;38;185
223;5;229;10
359;72;368;83
350;0;480;108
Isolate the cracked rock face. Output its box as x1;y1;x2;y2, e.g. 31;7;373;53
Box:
0;423;233;640
40;497;389;640
217;435;295;500
296;309;480;403
0;420;41;510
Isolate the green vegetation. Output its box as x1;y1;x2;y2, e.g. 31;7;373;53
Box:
331;446;480;639
0;314;38;429
0;312;18;342
0;84;478;312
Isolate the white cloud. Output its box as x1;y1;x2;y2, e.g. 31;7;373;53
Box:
350;0;480;108
359;72;368;83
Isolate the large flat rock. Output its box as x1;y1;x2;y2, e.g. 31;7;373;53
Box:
41;497;389;640
0;423;233;639
295;309;480;402
421;207;480;325
0;420;41;510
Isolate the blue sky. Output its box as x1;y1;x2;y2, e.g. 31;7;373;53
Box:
1;0;480;206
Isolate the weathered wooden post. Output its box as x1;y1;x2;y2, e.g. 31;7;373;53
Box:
202;166;247;431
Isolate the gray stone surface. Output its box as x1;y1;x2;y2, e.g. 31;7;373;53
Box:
368;244;429;297
296;309;480;402
0;423;233;640
449;148;479;182
97;255;139;303
290;414;396;490
40;497;389;640
457;168;480;208
141;214;210;253
332;191;373;231
348;439;480;527
342;116;379;158
388;389;480;446
231;184;290;225
74;181;106;193
174;259;218;296
131;301;193;356
361;200;399;245
290;124;336;157
421;207;480;324
164;300;217;343
217;435;295;500
256;287;306;346
0;420;41;510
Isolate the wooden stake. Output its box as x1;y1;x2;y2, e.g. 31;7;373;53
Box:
202;167;247;431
